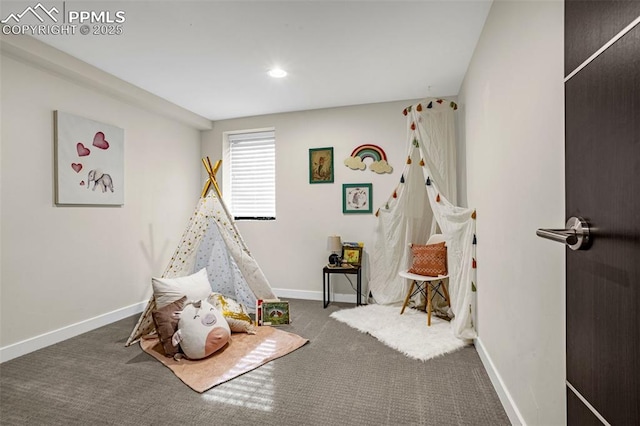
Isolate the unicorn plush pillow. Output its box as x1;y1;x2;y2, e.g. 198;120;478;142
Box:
171;299;231;360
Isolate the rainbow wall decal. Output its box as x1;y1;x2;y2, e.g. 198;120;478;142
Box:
351;144;387;162
344;144;393;174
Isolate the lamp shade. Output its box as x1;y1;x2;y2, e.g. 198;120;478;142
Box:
327;235;342;252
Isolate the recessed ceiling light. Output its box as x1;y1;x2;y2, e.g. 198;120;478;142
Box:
268;68;287;78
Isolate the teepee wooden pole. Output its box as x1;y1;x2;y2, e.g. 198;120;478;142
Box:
201;156;222;198
199;157;252;254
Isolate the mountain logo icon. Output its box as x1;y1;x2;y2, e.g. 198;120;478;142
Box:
1;2;59;24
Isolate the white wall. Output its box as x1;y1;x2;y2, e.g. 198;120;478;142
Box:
458;1;565;425
0;43;204;356
201;100;427;300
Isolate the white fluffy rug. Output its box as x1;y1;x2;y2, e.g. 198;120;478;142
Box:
330;304;470;361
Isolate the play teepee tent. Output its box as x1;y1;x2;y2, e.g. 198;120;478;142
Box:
126;158;277;346
369;99;477;340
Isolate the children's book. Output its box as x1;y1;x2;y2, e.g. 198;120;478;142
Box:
255;299;290;326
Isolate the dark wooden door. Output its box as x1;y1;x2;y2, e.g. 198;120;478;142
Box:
564;2;640;424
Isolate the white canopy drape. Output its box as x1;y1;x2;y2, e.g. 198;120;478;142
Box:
369;99;476;339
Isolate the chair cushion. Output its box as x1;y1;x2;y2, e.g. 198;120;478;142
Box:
408;242;447;277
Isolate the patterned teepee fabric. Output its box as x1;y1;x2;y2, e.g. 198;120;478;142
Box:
196;220;257;310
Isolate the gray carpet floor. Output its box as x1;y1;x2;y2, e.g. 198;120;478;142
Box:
0;299;510;425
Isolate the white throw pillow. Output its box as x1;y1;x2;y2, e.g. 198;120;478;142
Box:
152;268;212;308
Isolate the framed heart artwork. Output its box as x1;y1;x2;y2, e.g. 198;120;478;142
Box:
54;111;124;205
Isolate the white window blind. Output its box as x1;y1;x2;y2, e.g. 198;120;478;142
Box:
228;131;276;220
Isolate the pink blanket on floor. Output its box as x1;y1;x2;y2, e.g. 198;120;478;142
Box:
141;326;308;393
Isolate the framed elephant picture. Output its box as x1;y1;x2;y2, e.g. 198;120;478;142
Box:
54;111;124;206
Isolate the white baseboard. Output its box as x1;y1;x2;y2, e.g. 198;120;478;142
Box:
0;301;147;363
272;288;359;304
474;337;526;426
0;290;355;363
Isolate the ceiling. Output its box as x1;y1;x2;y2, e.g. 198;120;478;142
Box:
28;1;492;121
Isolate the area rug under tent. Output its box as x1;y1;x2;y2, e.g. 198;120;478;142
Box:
141;326;308;393
330;304;470;361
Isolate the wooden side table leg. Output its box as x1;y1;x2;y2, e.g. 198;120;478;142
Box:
323;271;329;308
356;268;362;306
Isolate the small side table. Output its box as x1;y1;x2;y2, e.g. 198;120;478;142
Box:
323;265;362;308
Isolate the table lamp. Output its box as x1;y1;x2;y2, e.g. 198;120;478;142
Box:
327;235;342;266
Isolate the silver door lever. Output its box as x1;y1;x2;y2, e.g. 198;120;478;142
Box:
536;216;590;250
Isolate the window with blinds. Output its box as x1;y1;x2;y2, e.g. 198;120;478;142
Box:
227;131;276;220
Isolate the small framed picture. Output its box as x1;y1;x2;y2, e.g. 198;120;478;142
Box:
342;183;372;214
309;147;334;184
342;245;363;266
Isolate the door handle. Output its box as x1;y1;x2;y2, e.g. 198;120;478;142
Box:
536;216;590;250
